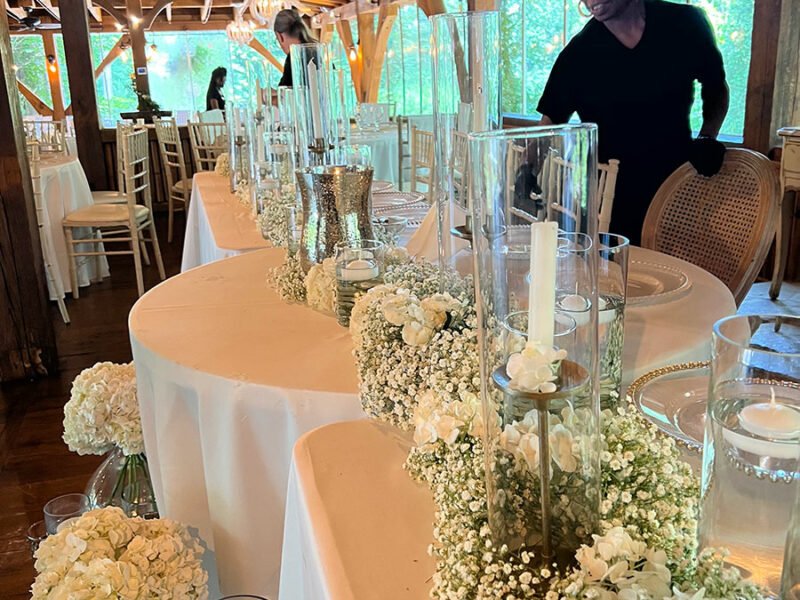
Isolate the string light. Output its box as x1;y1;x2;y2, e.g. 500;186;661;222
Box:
349;46;357;61
114;22;124;31
129;15;142;26
226;16;255;44
46;54;57;73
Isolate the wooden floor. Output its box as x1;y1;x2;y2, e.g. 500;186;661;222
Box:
0;214;184;599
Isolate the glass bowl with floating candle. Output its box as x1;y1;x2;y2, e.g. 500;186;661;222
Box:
468;124;600;569
334;239;385;327
700;314;800;596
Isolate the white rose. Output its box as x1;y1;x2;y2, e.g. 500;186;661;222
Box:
402;320;434;346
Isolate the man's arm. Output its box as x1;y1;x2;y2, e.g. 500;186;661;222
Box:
699;81;729;139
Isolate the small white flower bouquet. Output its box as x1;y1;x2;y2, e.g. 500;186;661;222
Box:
31;507;209;599
63;362;142;457
214;152;230;177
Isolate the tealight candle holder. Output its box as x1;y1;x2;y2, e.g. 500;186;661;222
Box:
469;125;600;566
334;239;384;327
700;314;800;596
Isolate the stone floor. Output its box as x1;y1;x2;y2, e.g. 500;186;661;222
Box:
739;281;800;316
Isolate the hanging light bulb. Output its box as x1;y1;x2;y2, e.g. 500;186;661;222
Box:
348;46;357;62
226;16;255;44
46;54;57;73
250;0;280;26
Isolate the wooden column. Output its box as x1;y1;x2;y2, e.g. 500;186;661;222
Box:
126;0;151;99
41;32;65;121
60;0;108;190
743;0;782;153
0;14;58;380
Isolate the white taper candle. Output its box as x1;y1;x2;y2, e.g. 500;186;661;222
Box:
527;221;558;347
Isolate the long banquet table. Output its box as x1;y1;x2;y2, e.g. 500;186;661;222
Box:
181;172;270;272
130;241;736;598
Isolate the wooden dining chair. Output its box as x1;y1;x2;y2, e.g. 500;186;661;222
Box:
153;117;191;242
24;119;67;155
62;128;165;298
641;148;780;306
188;121;228;172
598;159;621;233
410;126;434;198
29;140;70;324
450;129;470;209
92;120;136;205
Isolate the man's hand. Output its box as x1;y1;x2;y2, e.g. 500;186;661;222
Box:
689;135;725;177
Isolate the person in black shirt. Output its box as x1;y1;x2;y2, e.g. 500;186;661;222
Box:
273;8;316;89
205;66;227;111
537;0;729;244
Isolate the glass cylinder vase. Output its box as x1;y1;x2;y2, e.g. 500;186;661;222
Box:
226;105;253;193
84;448;156;511
783;481;800;599
700;314;800;596
431;11;501;272
469;124;600;568
290;43;339;167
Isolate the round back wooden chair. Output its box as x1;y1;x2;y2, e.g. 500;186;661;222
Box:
641;148;780;305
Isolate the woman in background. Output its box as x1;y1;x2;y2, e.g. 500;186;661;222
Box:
273;8;316;88
205;66;227;111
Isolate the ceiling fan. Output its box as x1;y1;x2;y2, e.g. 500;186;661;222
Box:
7;6;61;31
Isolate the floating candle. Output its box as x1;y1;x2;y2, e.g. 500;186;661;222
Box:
739;390;800;440
339;258;379;282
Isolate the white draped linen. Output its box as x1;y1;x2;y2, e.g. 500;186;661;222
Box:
130;248;363;599
181;173;269;272
39;155;109;299
350;125;400;186
278;252;738;599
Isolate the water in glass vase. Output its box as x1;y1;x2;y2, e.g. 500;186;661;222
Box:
700;396;800;595
336;257;381;327
599;294;625;410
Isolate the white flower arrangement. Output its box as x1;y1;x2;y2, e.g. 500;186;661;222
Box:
266;253;306;304
404;400;763;600
63;362;143;457
255;182;298;247
214;153;230;177
235;183;252;210
305;258;337;316
31;507;208;599
507;342;568;393
351;261;478;429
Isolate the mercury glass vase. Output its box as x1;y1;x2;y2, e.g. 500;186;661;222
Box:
431;10;501;273
85;448;156;511
700;314;800;596
295;165;375;271
469;124;600;568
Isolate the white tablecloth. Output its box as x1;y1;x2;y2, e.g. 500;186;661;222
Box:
350;125;399;186
39;156;109;299
130;248;363;599
181;172;270;272
278;252;738;600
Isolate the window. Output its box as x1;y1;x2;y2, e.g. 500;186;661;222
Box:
91;33;138;127
10;35;52;117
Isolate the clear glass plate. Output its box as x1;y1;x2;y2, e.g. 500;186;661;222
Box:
372;191;424;209
627;260;692;306
371;180;394;193
629;361;710;453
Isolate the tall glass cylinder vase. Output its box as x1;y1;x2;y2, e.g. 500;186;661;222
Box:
700;314;800;596
226;105;253;193
783;482;800;599
431;11;501;273
469;124;600;568
290;43;339;167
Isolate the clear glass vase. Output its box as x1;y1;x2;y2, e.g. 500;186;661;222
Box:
85;448;156;513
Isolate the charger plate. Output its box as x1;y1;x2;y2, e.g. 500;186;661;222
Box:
628;361;710;453
627;261;692;306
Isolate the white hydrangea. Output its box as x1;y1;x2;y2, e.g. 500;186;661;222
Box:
214;153;230;177
63;362;143;456
413;389;484;447
506;342;568;393
31;507;208;600
305;258;336;315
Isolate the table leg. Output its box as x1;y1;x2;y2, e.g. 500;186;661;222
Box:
770;189;796;301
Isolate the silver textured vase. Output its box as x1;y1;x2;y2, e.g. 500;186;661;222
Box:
295;165;375;271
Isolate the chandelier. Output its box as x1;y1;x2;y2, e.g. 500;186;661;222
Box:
226;16;255;44
250;0;281;26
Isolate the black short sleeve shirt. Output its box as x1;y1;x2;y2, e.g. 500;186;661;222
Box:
537;0;725;164
206;86;225;111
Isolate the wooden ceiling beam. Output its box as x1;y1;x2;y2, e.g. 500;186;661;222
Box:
199;0;211;23
141;0;172;28
86;0;102;20
91;0;128;25
32;0;59;19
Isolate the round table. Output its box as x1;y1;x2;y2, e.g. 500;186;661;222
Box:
350;125;399;186
129;246;735;598
40;155;109;299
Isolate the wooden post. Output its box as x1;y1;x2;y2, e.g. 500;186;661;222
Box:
0;14;58;380
60;0;109;190
41;32;65;121
126;0;151;100
743;0;782;153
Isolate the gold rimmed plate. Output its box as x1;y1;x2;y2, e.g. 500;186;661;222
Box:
628;361;710;453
